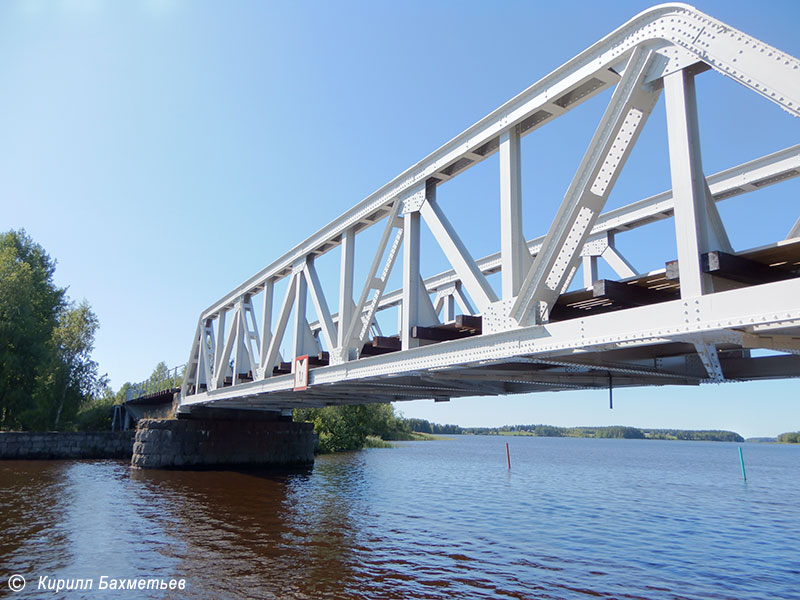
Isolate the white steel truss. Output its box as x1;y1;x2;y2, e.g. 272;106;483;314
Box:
179;3;800;413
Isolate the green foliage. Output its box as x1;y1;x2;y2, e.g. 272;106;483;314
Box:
0;230;105;431
364;435;394;448
645;429;744;442
0;230;65;429
295;403;410;453
777;431;800;443
30;301;104;429
403;417;462;435
532;425;563;437
113;382;132;405
595;426;645;439
294;406;467;453
146;361;183;390
74;394;116;431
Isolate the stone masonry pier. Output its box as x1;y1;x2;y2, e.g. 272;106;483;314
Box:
131;417;316;469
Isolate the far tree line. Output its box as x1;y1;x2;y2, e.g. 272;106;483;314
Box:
403;422;750;442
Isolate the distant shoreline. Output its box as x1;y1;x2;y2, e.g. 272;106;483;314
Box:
459;425;745;442
403;418;798;443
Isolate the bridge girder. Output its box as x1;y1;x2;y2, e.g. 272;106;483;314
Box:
177;3;800;414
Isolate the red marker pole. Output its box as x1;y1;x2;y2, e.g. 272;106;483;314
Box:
506;442;511;469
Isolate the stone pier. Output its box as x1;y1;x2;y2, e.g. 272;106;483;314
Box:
131;416;316;469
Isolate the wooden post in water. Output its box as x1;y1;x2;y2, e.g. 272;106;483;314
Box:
506;442;511;469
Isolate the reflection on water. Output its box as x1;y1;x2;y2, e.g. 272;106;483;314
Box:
1;437;799;599
0;461;71;574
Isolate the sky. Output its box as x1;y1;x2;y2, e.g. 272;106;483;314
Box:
1;0;798;438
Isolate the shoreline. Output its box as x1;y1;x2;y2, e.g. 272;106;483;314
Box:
0;431;134;460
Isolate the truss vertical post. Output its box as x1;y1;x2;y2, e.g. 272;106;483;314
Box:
259;279;274;374
582;255;599;289
499;126;530;300
232;302;247;385
215;310;227;370
402;206;422;350
237;295;260;380
443;293;455;322
292;263;309;362
664;68;728;298
201;318;215;390
338;227;356;351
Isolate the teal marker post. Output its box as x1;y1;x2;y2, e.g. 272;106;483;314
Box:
738;446;747;482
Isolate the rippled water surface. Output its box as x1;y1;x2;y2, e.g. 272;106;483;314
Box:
2;436;799;599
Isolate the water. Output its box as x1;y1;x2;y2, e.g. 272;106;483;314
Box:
1;436;799;599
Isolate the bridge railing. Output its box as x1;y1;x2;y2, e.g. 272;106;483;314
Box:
126;365;185;402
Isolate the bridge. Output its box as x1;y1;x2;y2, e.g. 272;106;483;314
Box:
172;3;799;420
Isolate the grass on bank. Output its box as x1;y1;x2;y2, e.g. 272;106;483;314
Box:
361;431;446;449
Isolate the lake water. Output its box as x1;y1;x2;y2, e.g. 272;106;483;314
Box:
1;436;799;599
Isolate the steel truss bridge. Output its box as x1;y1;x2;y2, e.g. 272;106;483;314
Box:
179;3;800;415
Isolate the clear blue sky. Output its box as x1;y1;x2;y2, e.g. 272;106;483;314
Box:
2;1;798;438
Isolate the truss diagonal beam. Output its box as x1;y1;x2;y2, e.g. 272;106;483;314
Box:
342;200;403;357
182;320;203;397
693;340;725;383
260;272;298;377
259;280;275;368
304;258;337;352
215;307;240;388
200;318;215;390
788;217;800;240
602;243;638;279
419;187;498;314
512;47;660;325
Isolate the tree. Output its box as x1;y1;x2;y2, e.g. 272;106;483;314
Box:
0;230;104;430
596;426;645;439
0;230;65;429
145;361;183;391
295;403;408;453
777;431;800;443
43;301;104;428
